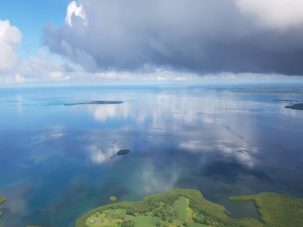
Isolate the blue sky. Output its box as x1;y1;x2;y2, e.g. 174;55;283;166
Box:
0;0;69;57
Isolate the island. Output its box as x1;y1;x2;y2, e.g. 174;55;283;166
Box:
109;196;118;203
274;99;296;102
76;189;303;227
285;103;303;110
64;101;124;106
0;196;6;218
116;149;130;156
111;149;131;160
230;192;303;227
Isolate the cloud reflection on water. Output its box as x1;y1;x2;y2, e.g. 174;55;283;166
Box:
83;90;260;168
1;86;303;226
88;144;119;164
140;161;179;195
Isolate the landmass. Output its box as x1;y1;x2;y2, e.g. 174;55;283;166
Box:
285;103;303;110
273;99;297;102
117;149;130;156
76;189;303;227
110;196;118;203
64;101;124;106
0;197;5;205
230;192;303;227
111;149;130;159
0;196;6;218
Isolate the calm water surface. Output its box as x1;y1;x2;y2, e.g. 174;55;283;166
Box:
0;84;303;226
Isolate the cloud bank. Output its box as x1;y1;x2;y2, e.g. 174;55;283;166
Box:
236;0;303;30
43;0;303;75
0;20;22;72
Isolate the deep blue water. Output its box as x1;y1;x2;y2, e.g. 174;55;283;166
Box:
0;84;303;226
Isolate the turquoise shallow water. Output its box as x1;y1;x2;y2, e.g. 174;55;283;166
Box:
0;84;303;226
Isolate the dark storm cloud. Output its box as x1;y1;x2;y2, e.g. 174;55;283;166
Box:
43;0;303;75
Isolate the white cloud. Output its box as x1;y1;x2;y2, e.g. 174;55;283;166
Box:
26;49;72;81
15;74;26;83
44;0;303;75
0;20;22;72
236;0;303;30
65;1;87;27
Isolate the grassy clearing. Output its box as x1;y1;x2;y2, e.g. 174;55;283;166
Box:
128;215;160;227
174;197;189;220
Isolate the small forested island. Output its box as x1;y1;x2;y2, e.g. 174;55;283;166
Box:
0;196;6;218
76;189;303;227
116;149;130;156
111;149;131;160
0;196;5;205
285;103;303;110
64;101;124;106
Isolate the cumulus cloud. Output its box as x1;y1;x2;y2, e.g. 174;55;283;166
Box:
65;1;87;28
0;20;22;72
43;0;303;75
25;48;74;81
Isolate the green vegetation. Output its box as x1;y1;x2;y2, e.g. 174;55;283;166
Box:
0;197;5;205
230;192;303;227
174;197;190;221
0;196;6;219
110;196;118;203
76;189;303;227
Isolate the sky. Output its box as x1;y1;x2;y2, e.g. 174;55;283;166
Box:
1;0;303;85
0;0;69;57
